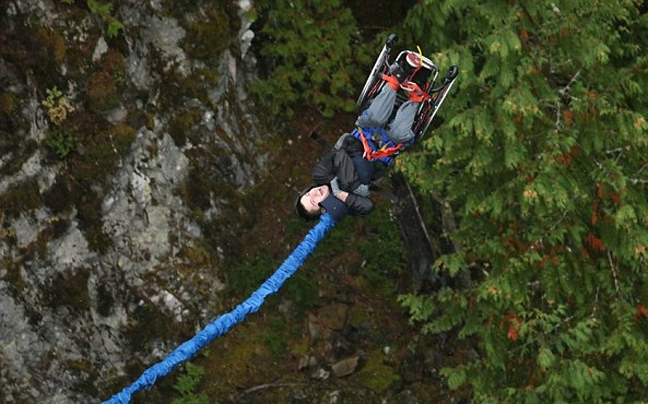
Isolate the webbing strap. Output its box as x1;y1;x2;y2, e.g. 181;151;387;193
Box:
357;127;403;161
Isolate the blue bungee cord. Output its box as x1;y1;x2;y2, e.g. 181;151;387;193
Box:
100;213;336;404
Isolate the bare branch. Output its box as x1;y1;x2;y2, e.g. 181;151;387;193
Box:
235;382;304;401
404;178;433;247
555;69;582;132
608;251;620;295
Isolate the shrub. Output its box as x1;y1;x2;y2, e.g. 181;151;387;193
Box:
172;362;209;404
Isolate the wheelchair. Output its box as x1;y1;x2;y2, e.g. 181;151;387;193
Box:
356;34;459;141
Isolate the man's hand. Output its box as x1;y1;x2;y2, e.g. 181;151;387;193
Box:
335;190;349;202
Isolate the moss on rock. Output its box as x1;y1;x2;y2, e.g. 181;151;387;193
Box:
47;267;91;312
184;8;232;60
355;348;400;392
85;70;120;112
0;179;42;219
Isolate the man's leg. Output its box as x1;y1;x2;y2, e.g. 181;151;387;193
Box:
355;85;397;129
386;100;418;143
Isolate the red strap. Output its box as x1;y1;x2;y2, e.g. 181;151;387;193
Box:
401;81;431;102
381;74;400;91
357;128;403;161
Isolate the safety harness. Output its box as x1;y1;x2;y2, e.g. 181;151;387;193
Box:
353;127;411;166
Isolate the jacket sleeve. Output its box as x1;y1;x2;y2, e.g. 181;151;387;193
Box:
344;193;375;217
311;149;357;191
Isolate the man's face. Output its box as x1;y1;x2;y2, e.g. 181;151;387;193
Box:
299;185;330;214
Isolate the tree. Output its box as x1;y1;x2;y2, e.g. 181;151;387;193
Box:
397;0;648;402
251;0;368;117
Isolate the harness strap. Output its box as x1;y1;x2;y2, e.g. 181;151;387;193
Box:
357;127;404;161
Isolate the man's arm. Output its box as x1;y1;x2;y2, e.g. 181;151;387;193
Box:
335;190;374;216
312;149;357;188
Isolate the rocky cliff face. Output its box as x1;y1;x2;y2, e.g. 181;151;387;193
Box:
0;1;263;402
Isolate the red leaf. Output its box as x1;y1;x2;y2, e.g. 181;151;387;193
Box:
597;182;606;198
562;109;574;125
586;233;605;252
634;305;648;323
610;191;622;205
507;324;519;341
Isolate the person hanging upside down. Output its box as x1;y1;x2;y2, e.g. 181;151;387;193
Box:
295;54;429;223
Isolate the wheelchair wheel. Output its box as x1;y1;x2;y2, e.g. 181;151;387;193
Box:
356;34;398;108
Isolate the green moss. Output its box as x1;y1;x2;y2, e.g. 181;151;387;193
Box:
20;27;68;91
347;306;372;328
75;124;135;184
36;26;67;64
110;123;137;154
66;358;95;374
0;124;21;172
43;216;71;242
0;136;35;177
95;282;114;317
262;316;289;358
176;69;219;102
47;268;91;312
282;267;320;313
169;109;202;147
159;68;219;135
184;9;232;60
225;251;279;297
85;70;120;112
0;179;42;218
290;339;309;357
125;298;177;352
62;124;134;253
43;178;74;214
356;348;400;392
76;199;111;253
202;323;274;398
3;255;25;293
0;91;18;116
102;50;127;84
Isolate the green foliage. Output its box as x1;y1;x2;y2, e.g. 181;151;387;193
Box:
262;316;289;357
225;249;319;312
356;348;400;392
46;128;77;158
251;0;367;117
106;19;124;38
62;0;123;38
356;202;406;292
172;362;209;404
87;0;112;15
397;0;648;402
225;251;278;297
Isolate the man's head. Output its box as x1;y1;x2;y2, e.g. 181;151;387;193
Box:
295;184;330;220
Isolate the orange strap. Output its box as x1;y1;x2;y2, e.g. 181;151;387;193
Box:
357;128;403;161
401;82;431;102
